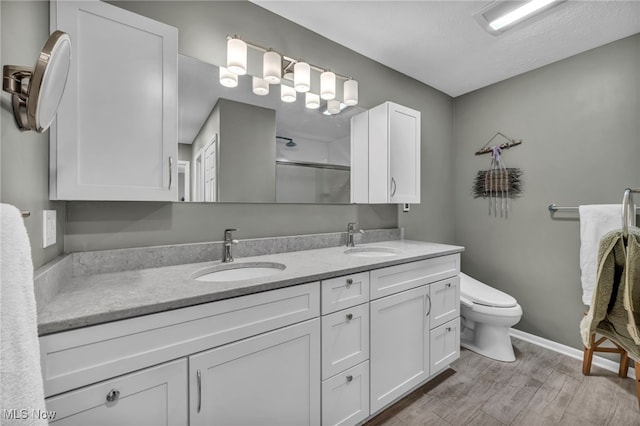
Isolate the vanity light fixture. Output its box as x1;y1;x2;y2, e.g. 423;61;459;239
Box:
281;84;296;103
219;66;238;88
326;99;341;115
252;76;269;96
226;36;247;75
474;0;567;35
2;30;72;132
305;92;320;109
294;61;310;92
225;35;358;114
343;79;358;106
263;50;281;84
320;70;336;100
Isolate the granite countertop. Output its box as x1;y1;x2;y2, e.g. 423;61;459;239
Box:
37;240;463;335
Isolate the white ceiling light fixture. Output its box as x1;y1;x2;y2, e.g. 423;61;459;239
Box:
294;61;311;92
263;50;281;84
226;36;247;75
305;92;320;109
281;84;297;103
252;76;269;95
326;99;341;114
474;0;567;35
343;79;358;106
320;70;336;100
219;66;238;88
225;35;358;114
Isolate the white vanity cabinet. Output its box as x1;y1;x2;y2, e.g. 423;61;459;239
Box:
50;0;178;201
351;102;421;204
370;285;430;414
189;319;320;426
369;254;460;415
45;359;187;425
320;273;371;426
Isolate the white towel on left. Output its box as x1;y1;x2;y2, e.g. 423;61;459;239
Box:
579;204;622;306
0;204;48;425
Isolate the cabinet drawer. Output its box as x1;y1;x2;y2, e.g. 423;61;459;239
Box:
46;358;187;425
40;282;319;397
430;276;460;329
322;361;369;426
430;318;460;375
321;272;370;314
321;304;369;379
370;254;460;299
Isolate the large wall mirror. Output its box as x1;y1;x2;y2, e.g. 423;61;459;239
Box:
177;54;363;204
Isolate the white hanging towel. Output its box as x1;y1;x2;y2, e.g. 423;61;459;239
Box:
1;204;48;425
579;204;622;306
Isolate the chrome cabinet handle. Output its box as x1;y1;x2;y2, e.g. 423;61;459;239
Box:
391;177;397;197
346;375;353;383
346;313;353;321
425;294;431;317
106;388;120;403
346;278;353;287
197;369;202;414
168;156;173;190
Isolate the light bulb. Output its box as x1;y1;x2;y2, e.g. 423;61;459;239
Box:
252;77;269;96
321;71;336;100
226;38;247;75
294;61;310;92
343;79;358;106
281;85;296;103
219;67;238;88
305;92;320;109
263;50;281;84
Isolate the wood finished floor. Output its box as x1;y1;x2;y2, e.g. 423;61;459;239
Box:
374;338;639;426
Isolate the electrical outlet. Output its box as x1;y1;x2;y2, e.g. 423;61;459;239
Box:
43;210;56;248
403;203;410;212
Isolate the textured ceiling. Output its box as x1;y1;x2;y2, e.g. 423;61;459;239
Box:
251;1;640;97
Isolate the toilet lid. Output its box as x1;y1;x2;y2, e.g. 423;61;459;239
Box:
459;273;517;308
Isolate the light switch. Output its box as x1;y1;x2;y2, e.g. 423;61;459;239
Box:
43;210;56;248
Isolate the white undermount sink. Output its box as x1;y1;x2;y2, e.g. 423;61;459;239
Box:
193;262;286;282
344;247;402;257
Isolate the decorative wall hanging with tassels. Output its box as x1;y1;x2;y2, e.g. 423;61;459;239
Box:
472;132;524;218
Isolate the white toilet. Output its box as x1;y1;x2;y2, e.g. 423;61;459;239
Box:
459;272;523;362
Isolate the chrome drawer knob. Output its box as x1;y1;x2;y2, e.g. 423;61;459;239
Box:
446;327;452;332
106;389;120;403
446;283;451;288
346;278;353;287
346;375;353;383
346;313;353;321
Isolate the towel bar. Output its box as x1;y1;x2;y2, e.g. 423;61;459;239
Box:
548;204;640;213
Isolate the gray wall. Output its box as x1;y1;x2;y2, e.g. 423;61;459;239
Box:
217;99;276;202
453;34;640;349
1;1;65;269
62;0;455;252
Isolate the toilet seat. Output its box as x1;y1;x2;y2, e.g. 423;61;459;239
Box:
460;273;517;308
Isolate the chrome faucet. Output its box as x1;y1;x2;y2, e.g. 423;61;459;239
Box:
223;228;239;263
347;222;365;247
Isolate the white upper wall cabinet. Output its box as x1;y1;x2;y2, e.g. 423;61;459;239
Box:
50;0;178;201
351;102;421;204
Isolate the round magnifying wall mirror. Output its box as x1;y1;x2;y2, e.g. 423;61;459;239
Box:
2;30;72;133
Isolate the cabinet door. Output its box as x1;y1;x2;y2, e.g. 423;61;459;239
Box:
430;276;460;329
46;359;187;425
370;285;429;414
388;103;420;204
322;361;369;426
322;303;369;379
430;318;460;375
50;0;178;201
190;319;320;426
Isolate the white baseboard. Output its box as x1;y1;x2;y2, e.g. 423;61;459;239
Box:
509;328;636;379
